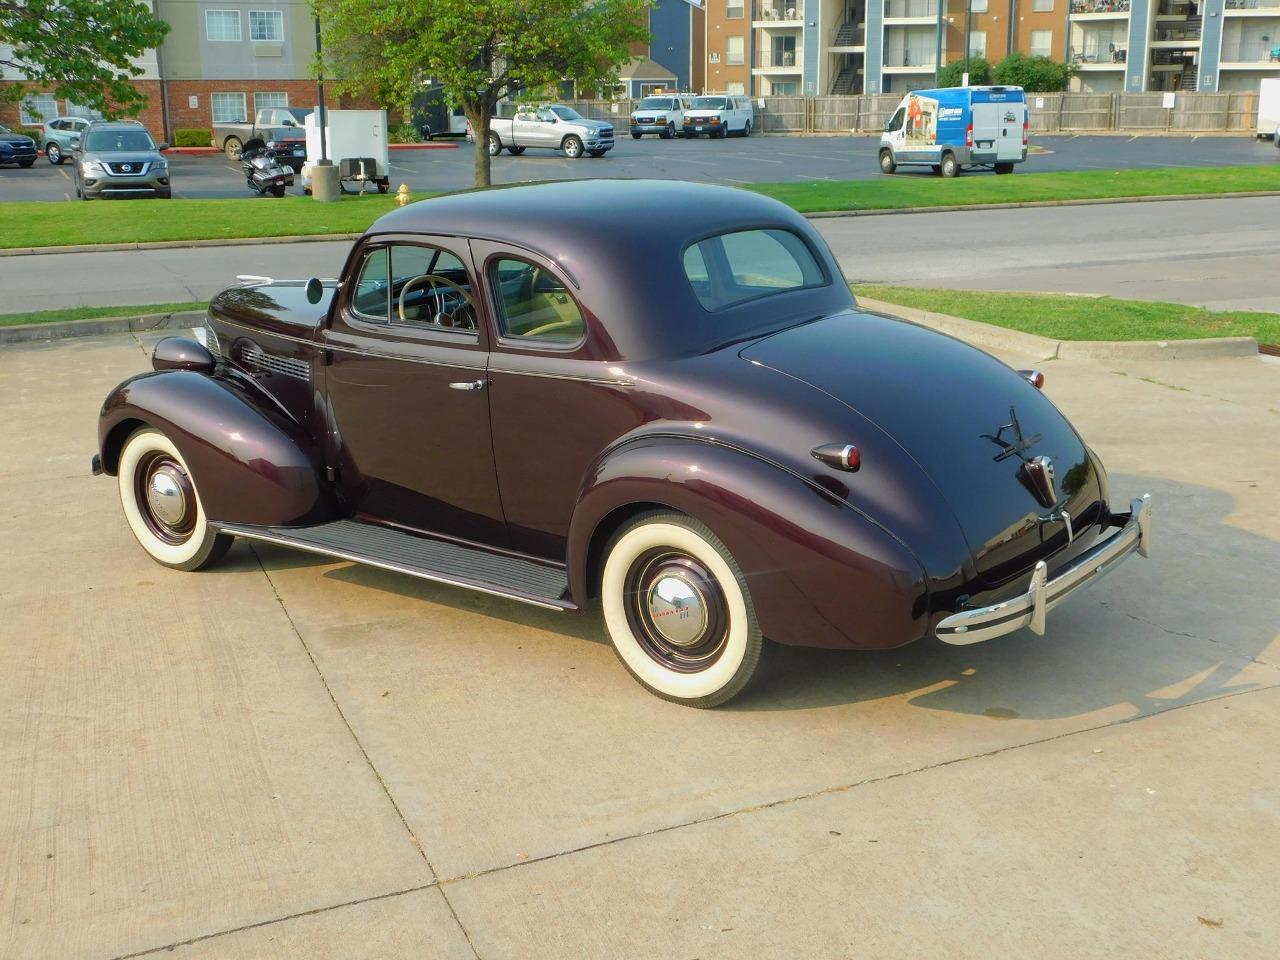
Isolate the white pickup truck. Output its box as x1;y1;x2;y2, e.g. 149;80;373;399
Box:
485;105;615;159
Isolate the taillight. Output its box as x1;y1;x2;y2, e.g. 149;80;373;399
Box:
1022;120;1028;146
1018;369;1045;390
965;124;973;148
811;443;861;472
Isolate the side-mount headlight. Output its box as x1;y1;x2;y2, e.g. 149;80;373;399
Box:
81;159;105;175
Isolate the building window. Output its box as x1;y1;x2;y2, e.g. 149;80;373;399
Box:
1032;0;1053;10
1030;29;1053;58
254;91;289;111
727;35;745;65
65;101;104;120
211;92;248;123
726;81;746;94
19;93;59;125
969;31;987;58
772;80;799;95
726;0;744;18
205;10;242;42
971;0;988;11
248;10;284;42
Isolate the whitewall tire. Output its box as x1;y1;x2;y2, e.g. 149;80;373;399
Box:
601;511;764;707
117;427;232;571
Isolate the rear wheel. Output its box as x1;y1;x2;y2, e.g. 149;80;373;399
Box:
486;133;502;156
46;142;63;165
269;184;286;198
742;120;752;137
994;162;1014;175
223;137;242;160
939;152;959;178
601;511;765;708
508;145;526;156
17;158;34;168
632;131;643;140
117;428;233;571
562;135;584;158
879;149;897;174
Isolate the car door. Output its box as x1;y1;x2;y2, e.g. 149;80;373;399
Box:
322;235;509;546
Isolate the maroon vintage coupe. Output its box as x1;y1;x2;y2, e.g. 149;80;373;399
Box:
93;180;1151;706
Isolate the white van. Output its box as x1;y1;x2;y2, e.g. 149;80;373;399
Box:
1258;77;1280;139
682;95;754;138
629;94;691;139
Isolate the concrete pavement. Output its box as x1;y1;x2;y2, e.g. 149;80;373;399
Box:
1;327;1277;959
3;196;1277;315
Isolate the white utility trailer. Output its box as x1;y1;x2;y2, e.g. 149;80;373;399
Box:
1258;78;1280;139
300;109;391;194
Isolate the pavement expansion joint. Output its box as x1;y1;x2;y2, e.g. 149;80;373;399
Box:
438;681;1280;889
247;543;483;960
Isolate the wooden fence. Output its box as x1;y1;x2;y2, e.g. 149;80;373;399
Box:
559;92;1259;134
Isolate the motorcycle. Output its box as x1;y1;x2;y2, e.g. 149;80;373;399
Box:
240;140;295;198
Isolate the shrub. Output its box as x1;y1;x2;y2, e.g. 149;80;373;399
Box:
172;128;212;147
992;53;1076;92
18;127;43;143
937;57;992;88
389;122;423;144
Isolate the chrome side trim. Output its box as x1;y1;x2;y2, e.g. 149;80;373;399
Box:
488;367;635;387
936;494;1152;646
214;524;573;612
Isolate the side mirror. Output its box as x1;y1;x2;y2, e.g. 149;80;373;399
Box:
305;277;325;304
158;142;170;151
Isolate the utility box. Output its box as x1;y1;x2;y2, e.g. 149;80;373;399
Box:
1258;79;1280;139
301;109;391;194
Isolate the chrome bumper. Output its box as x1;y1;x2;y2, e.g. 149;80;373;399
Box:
935;495;1152;645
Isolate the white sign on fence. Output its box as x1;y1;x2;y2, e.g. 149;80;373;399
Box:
1163;92;1176;109
1035;97;1044;109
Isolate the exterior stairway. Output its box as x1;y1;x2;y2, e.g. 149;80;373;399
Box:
832;64;859;95
1179;66;1198;91
833;20;865;47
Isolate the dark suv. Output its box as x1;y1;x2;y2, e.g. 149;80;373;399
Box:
73;121;172;200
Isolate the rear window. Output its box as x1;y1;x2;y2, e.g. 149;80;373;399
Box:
681;229;827;312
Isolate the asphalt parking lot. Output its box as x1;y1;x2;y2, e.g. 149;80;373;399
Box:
1;327;1277;959
2;132;1276;201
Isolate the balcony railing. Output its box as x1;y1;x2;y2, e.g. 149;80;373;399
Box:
1071;44;1128;62
1220;40;1280;60
883;50;938;67
1154;24;1201;39
1070;0;1130;12
758;48;802;68
1224;0;1280;8
884;0;938;18
1155;1;1196;15
756;0;805;20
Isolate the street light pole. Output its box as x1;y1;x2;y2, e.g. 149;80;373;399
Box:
314;16;328;162
963;0;973;86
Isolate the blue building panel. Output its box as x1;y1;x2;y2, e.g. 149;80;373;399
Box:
649;0;695;91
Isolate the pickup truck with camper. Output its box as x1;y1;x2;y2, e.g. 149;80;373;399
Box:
485;105;615;158
629;94;690;139
878;86;1027;178
213;107;310;165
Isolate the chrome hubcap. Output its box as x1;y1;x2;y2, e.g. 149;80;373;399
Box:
146;467;188;526
646;574;709;648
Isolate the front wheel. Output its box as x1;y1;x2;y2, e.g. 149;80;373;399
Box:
17;158;35;168
879;149;897;174
224;137;242;160
660;123;674;140
631;131;643;140
117;428;233;571
601;511;764;708
562;135;584;158
46;142;63;165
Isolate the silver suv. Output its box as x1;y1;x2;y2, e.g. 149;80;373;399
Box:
73;121;172;200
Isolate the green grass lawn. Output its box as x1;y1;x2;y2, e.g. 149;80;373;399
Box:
0;301;208;327
853;285;1280;345
1;166;1277;249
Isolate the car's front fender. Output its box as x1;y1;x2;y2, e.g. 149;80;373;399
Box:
567;435;930;650
97;369;339;527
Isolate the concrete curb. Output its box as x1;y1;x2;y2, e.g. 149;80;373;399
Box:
0;310;205;344
803;190;1280;219
0;233;364;257
858;297;1260;361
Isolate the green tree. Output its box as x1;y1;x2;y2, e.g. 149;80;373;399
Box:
937;56;991;88
991;52;1076;92
0;0;170;117
313;0;651;188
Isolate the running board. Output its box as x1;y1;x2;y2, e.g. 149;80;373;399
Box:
216;519;576;611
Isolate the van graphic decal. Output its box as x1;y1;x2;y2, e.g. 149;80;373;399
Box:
905;94;940;145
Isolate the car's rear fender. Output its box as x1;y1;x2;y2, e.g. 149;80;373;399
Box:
97;369;340;527
568;435;930;650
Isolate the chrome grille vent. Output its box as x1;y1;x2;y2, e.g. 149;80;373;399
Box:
199;323;222;358
240;342;310;382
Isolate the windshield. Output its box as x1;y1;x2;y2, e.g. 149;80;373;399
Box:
691;97;726;110
550;106;583;121
86;128;155;152
0;124;14;135
638;97;675;110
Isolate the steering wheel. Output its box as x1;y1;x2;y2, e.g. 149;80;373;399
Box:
397;274;478;327
522;318;581;338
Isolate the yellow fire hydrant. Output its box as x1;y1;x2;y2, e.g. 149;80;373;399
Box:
396;183;412;207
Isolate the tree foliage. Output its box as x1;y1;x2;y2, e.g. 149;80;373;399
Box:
937;56;991;88
312;0;652;187
0;0;170;116
991;53;1075;92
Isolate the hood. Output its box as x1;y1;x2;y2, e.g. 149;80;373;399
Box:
684;110;722;118
88;151;162;164
0;132;35;146
740;310;1102;584
574;118;612;130
210;283;335;339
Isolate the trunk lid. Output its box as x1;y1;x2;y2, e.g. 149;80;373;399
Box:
740;310;1102;584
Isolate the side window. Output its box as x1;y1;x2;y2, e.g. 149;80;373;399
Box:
887;107;905;132
389;244;478;331
352;247;389;320
682;228;827;312
490;258;585;344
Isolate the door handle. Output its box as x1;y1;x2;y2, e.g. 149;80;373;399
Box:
448;379;488;391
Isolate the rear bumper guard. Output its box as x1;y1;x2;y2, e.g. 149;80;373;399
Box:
936;495;1152;645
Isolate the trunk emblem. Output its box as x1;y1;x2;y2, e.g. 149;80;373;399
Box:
983;405;1042;463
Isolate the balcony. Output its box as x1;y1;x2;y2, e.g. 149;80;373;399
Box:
755;48;803;71
1153;23;1201;40
754;0;804;25
884;0;938;21
1070;0;1130;13
882;50;938;69
1070;44;1127;67
1224;0;1280;10
1219;39;1280;61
